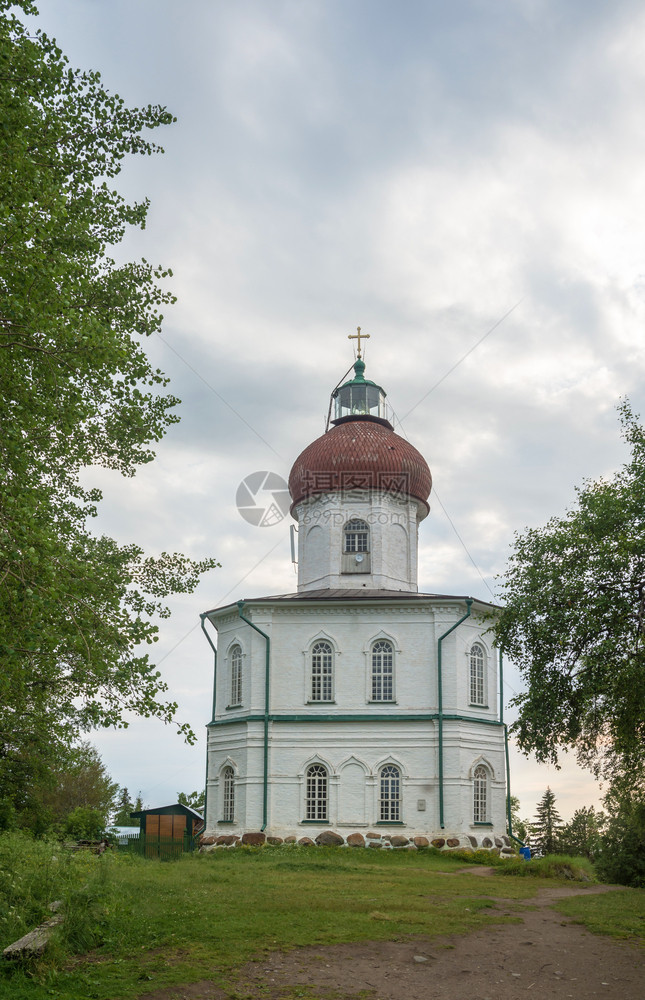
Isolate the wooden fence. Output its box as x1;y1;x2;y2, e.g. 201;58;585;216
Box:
116;832;198;860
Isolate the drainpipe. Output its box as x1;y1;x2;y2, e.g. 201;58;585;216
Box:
498;647;526;848
237;601;270;832
499;647;504;726
437;599;472;829
504;721;526;848
199;613;218;839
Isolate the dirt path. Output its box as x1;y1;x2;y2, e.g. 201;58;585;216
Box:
142;879;644;1000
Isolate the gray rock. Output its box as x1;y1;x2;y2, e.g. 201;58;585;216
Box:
315;830;344;847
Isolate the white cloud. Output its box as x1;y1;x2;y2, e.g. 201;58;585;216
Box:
24;0;644;816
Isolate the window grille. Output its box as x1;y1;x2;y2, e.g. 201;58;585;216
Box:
222;766;235;822
344;518;369;553
469;642;485;705
305;764;328;821
230;644;242;706
379;764;401;821
371;640;394;701
311;641;333;702
473;765;487;822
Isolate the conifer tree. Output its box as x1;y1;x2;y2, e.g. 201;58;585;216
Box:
113;787;137;826
531;787;563;856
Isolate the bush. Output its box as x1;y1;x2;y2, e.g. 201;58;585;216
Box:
594;788;645;887
0;797;17;832
595;827;645;887
59;806;106;842
496;853;596;882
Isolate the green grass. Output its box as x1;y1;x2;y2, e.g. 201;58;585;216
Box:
495;853;596;882
0;831;106;952
0;844;642;1000
556;887;645;943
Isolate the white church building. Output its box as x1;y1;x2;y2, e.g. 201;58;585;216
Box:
201;350;509;849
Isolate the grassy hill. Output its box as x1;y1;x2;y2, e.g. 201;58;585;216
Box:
1;838;643;999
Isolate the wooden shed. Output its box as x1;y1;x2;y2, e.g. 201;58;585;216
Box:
130;803;204;856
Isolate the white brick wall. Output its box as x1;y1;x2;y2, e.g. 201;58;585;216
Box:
204;600;507;841
295;492;423;592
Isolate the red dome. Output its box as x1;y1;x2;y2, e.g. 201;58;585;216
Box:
289;417;432;513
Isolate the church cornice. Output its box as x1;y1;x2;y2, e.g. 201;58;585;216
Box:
207;711;504;728
271;605;436;617
204;592;499;621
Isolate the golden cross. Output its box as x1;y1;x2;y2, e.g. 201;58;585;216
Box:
348;325;370;359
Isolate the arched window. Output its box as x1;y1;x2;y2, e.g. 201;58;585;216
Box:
230;644;242;706
222;766;235;822
305;764;328;821
344;518;369;553
473;765;487;822
311;641;333;702
371;640;394;701
469;642;485;706
379;764;401;821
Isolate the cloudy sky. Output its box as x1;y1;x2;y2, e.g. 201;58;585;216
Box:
26;0;645;823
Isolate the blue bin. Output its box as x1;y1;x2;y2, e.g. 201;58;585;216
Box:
519;846;531;861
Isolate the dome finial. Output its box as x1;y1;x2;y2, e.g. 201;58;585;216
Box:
348;325;370;360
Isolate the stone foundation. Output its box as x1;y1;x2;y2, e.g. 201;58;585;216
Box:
200;830;516;856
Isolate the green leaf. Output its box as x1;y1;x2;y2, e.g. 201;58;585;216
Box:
0;2;219;808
